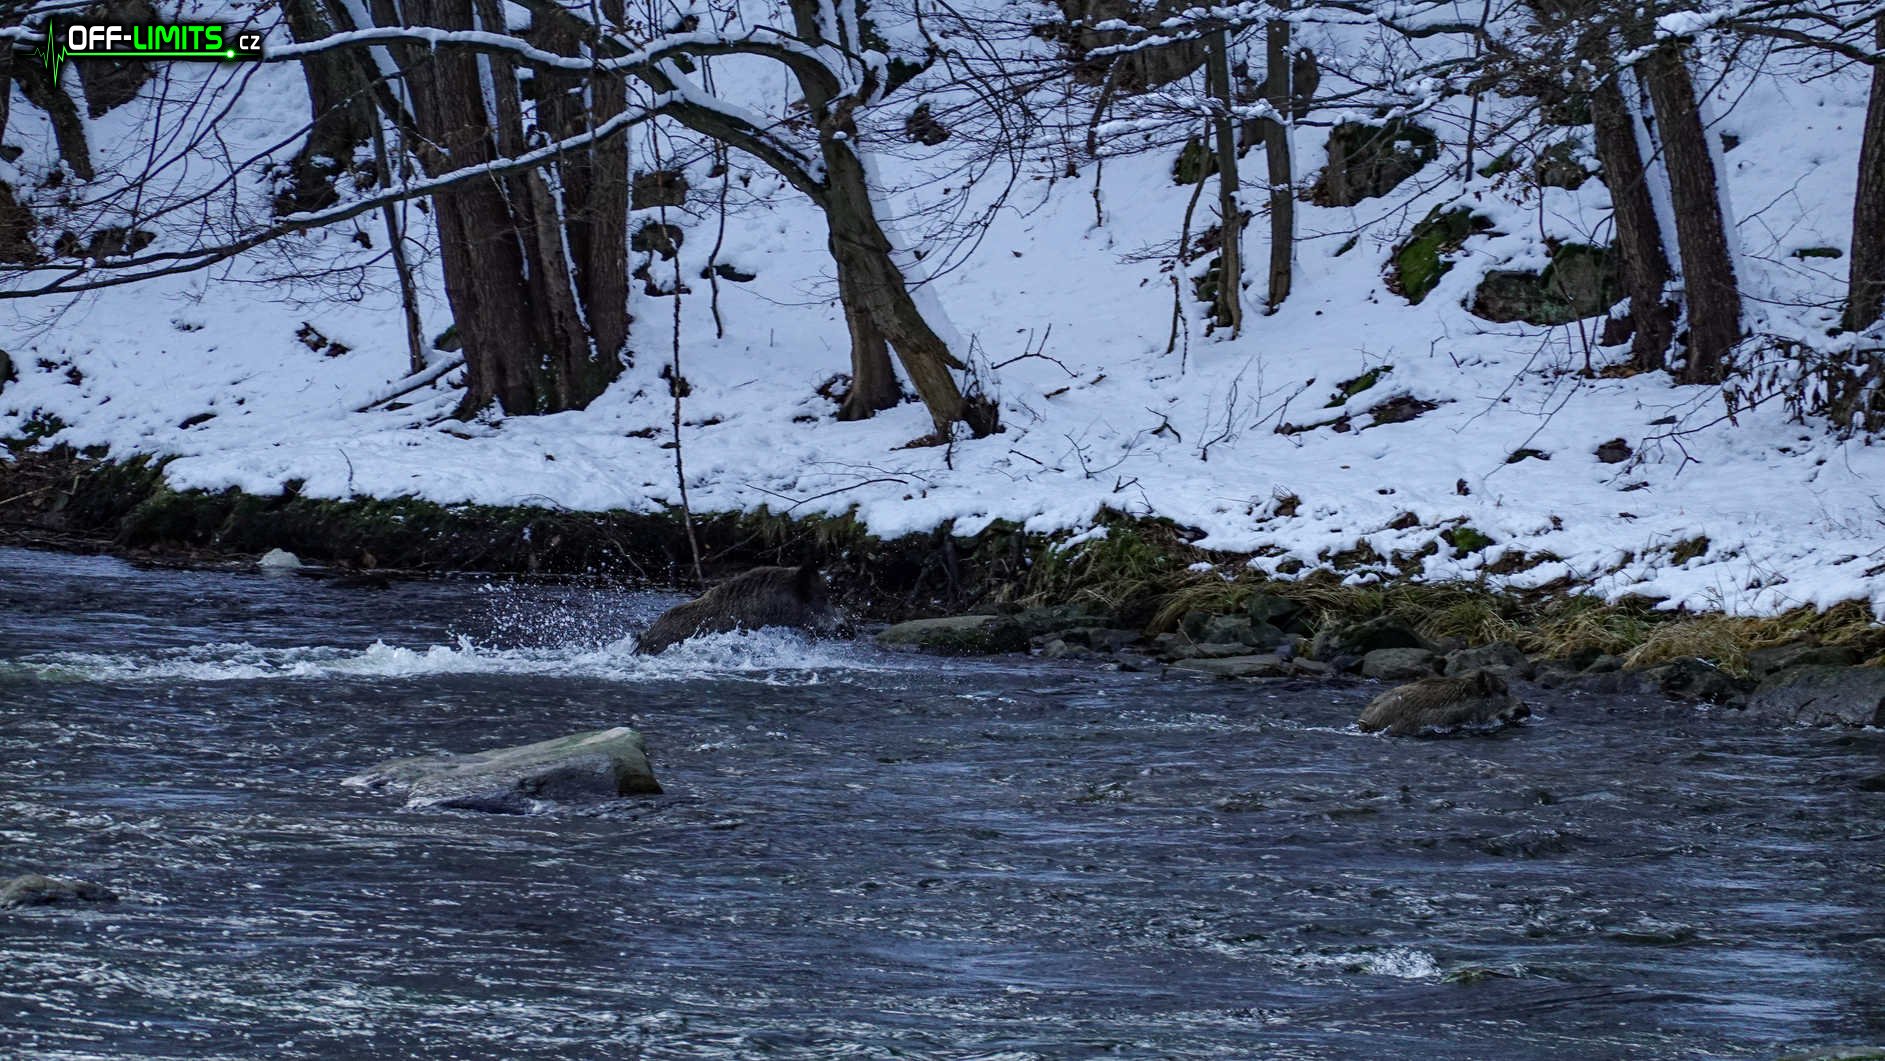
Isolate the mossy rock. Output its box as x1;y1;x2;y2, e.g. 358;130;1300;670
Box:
877;615;1030;656
1533;139;1591;190
1174;136;1216;185
1471;244;1618;325
1392;207;1492;304
1312;120;1439;206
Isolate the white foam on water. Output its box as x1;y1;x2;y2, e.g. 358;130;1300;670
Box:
1289;946;1443;981
6;628;907;685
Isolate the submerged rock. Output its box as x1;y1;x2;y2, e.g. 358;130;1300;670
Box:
876;615;1029;656
1742;666;1885;727
1;873;118;909
1170;654;1291;679
1358;672;1528;737
347;727;661;813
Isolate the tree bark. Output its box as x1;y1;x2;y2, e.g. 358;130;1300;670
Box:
1262;7;1293;310
1590;75;1675;369
835;260;901;420
822;136;992;438
1205;28;1244;334
14;61;94;181
533;0;631;369
1638;39;1741;383
375;0;624;416
1844;13;1885;333
278;0;379;212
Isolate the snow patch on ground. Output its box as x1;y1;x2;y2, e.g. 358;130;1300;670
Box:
1;5;1881;618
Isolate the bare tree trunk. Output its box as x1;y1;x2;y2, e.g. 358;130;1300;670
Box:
823;139;994;438
75;0;156;117
534;0;631;369
1844;13;1885;333
1205;28;1244;334
835;260;901;420
278;0;378;212
1638;38;1741;383
1262;7;1293;311
14;61;93;181
369;118;427;375
1590;75;1675;369
376;0;623;416
400;0;548;414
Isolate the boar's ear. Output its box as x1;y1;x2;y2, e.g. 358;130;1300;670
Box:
794;561;820;597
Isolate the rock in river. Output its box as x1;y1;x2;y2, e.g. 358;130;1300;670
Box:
1;873;118;909
347;727;662;813
1358;671;1529;737
876;615;1030;655
1741;666;1885;727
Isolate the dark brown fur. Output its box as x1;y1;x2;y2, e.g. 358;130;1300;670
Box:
1358;670;1529;737
635;564;842;654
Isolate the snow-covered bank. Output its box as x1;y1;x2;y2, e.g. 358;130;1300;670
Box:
3;4;1882;618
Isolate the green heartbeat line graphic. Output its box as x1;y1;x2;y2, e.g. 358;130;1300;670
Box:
39;36;69;87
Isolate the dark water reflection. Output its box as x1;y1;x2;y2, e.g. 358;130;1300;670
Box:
2;547;1882;1058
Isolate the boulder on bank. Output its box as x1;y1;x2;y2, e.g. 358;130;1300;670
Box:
1745;640;1861;680
1311;616;1433;670
346;727;661;813
876;615;1029;655
1361;647;1440;680
1741;666;1885;727
1358;672;1529;737
1;873;118;909
1444;641;1534;680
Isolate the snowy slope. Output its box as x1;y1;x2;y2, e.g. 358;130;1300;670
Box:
2;2;1882;617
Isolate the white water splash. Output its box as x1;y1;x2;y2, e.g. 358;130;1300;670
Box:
5;628;903;685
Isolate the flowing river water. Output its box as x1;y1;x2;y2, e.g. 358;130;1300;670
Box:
2;546;1882;1058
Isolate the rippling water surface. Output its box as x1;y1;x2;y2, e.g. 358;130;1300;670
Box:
2;546;1882;1058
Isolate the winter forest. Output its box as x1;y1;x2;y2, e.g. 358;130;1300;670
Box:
1;0;1884;614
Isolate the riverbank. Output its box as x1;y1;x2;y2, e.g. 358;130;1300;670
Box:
4;445;1882;726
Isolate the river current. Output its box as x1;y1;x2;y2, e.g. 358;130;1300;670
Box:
1;546;1881;1058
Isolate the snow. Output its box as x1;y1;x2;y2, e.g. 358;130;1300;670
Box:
3;1;1882;618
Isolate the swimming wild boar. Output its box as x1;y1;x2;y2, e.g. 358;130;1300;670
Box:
635;564;844;654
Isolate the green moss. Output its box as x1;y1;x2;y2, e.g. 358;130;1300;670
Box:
1327;365;1393;407
1392;207;1491;304
1173;136;1215;185
1791;246;1843;260
1443;525;1495;556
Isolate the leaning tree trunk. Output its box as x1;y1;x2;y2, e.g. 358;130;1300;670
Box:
1844;13;1885;334
1590;74;1675;369
13;60;93;181
821;136;995;439
1262;5;1293;311
1205;28;1244;334
1638;38;1741;383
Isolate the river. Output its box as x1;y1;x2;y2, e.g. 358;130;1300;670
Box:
1;546;1881;1058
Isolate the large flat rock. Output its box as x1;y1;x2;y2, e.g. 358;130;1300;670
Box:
876;615;1029;655
346;727;661;813
1742;666;1885;727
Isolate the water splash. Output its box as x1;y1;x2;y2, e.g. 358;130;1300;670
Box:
3;628;902;685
